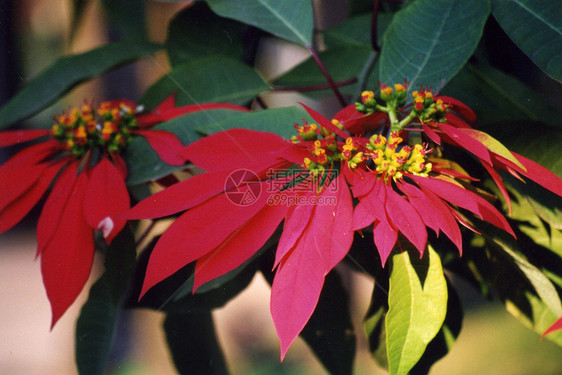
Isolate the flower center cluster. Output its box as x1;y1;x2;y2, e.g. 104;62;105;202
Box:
365;132;432;181
51;102;138;157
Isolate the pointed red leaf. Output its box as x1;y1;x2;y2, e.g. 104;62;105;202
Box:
398;180;463;254
439;123;492;166
40;171;94;328
270;228;326;360
134;129;184;166
438;96;477;123
193;202;288;291
36;163;79;256
383;183;427;255
178;128;291;171
444;113;473;129
0;129;50;147
512;152;562;197
411;175;515;237
348;168;377;198
374;219;398;266
481;161;512;215
311;174;354;273
140;183;271;298
333;105;386;134
275;193;315;268
0;140;58;175
542;316;562;338
83;158;130;243
422;122;441;144
0;161;64;234
124;168;244;219
0;162;46;212
299;103;350;139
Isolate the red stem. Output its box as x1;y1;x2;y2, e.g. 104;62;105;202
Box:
308;46;347;108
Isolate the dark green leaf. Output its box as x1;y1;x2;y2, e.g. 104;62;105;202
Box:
196;106;315;140
69;0;89;41
0;40;161;129
140;56;269;110
101;0;147;39
324;13;394;49
164;311;229;375
75;276;120;375
363;267;390;369
166;2;246;66
491;0;562;82
206;0;313;46
273;46;373;98
380;0;489;92
75;227;137;375
442;63;562;126
300;270;356;375
125;109;240;185
386;245;448;375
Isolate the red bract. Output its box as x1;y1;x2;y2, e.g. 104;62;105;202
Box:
0;95;242;327
542;316;562;338
124;125;354;359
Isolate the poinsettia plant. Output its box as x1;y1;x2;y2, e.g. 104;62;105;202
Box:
1;0;562;374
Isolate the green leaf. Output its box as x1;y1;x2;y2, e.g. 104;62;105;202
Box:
164;311;229;375
166;3;246;66
363;267;390;369
442;62;562;126
75;228;137;375
140;56;269;110
273;46;373;98
410;277;463;374
483;226;562;317
300;270;356;375
324;13;394;48
0;40;161;129
75;275;120;375
491;0;562;82
380;0;489;92
101;0;147;39
206;0;313;46
386;245;448;375
125;109;239;185
196;106;315;140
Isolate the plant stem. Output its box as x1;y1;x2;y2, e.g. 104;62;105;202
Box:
308;46;347;108
355;50;379;101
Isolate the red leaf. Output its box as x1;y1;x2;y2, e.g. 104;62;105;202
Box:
134;129;185;166
36;163;79;256
178;128;292;172
0;161;64;234
299;103;350;139
512;152;562;197
193;202;288;291
270;227;326;360
0;162;46;212
138;101;250;128
40;171;94;328
124;168;243;219
0;129;50;147
374;219;398;266
0;140;58;175
422;122;441;144
438;96;477;123
439;123;492;166
275;193;315;268
311;174;354;273
383;183;427;255
333;105;386;134
480;161;512;215
140;182;271;298
83;158;130;243
398;180;463;254
542;316;562;338
411;175;515;237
